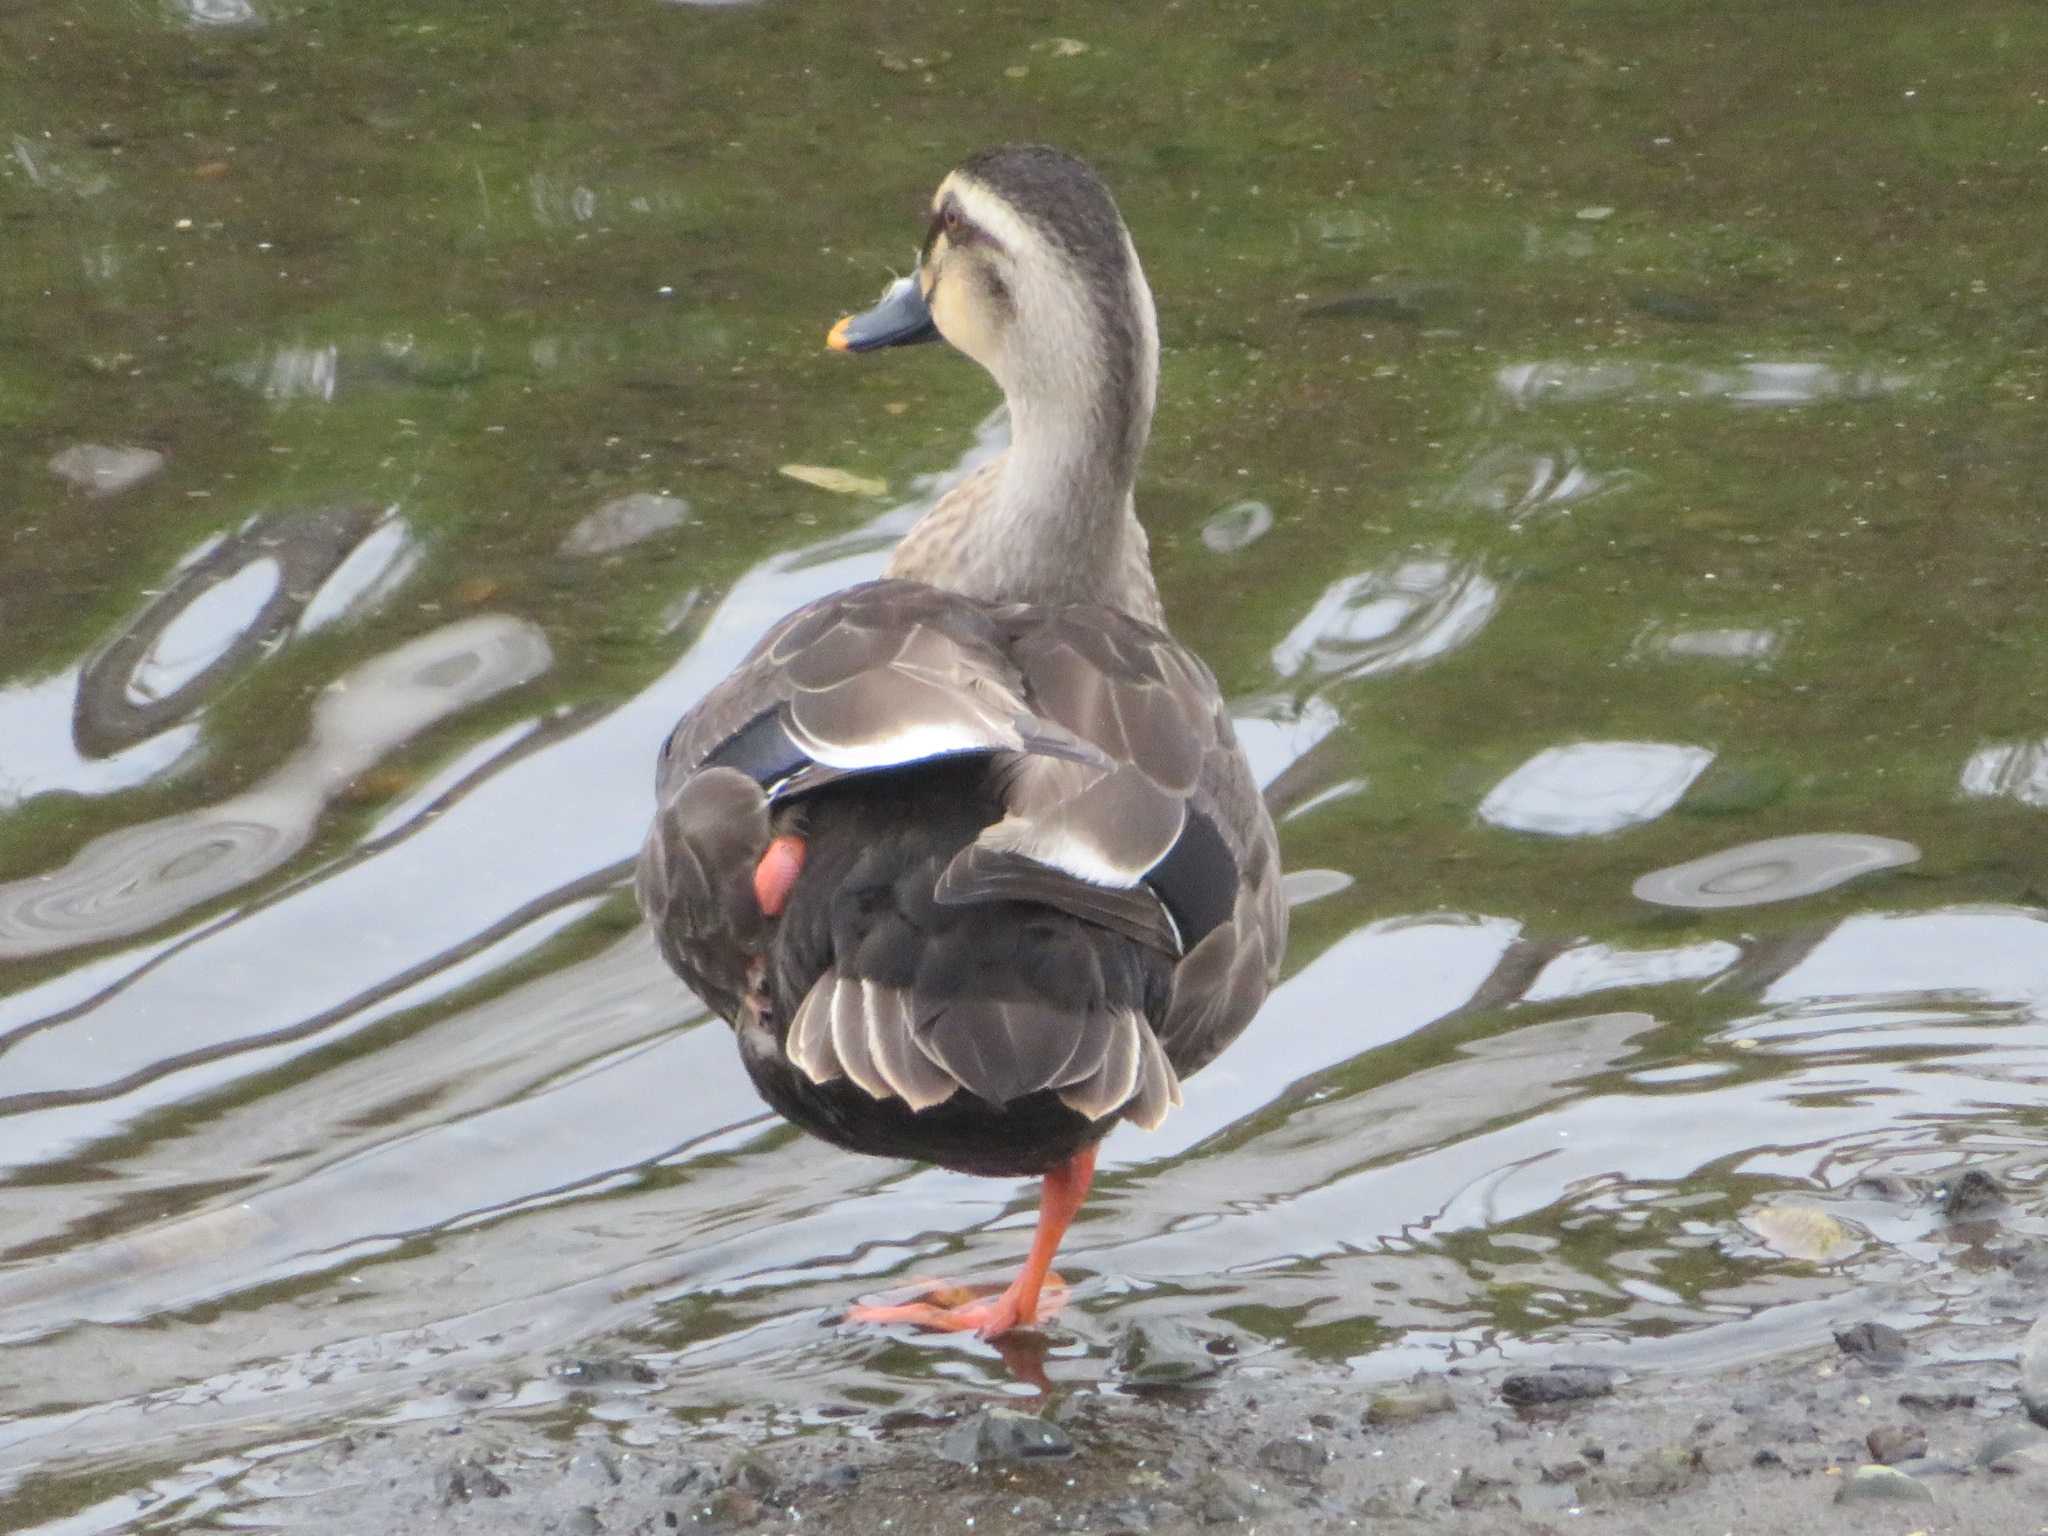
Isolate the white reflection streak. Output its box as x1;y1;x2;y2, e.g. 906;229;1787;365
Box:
0;669;200;808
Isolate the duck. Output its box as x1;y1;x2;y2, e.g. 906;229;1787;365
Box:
636;145;1285;1338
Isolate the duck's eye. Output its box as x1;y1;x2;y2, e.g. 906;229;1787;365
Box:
942;206;964;236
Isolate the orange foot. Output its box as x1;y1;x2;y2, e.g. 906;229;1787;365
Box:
847;1272;1069;1338
846;1145;1098;1341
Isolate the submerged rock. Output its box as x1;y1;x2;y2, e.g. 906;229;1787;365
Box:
1113;1319;1227;1387
1365;1379;1455;1426
1834;1464;1935;1504
1501;1365;1616;1407
1833;1321;1909;1366
1866;1424;1927;1464
936;1408;1073;1465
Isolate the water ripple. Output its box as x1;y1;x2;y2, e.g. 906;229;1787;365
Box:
0;616;553;962
1270;555;1497;683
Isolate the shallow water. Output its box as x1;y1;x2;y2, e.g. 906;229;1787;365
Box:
4;1;2048;1527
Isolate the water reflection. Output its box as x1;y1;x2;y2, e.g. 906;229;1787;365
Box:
1524;940;1743;1002
231;345;339;403
1960;739;2048;808
1633;833;1920;910
1199;498;1273;553
1270;555;1496;683
1635;622;1784;665
1442;443;1634;528
1480;741;1714;837
73;505;386;757
0;616;552;961
1496;359;1917;409
559;493;691;557
47;445;166;498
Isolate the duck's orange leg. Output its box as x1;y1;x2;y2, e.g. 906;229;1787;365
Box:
849;1144;1097;1339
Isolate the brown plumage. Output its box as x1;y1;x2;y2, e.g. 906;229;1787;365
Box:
636;146;1285;1337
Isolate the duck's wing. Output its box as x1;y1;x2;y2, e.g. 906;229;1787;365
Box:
638;580;1127;1023
958;605;1286;1094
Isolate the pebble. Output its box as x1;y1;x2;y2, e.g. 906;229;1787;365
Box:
1833;1321;1909;1365
1833;1464;1935;1504
437;1455;510;1504
48;442;166;496
1189;1466;1266;1522
936;1408;1073;1465
1113;1319;1226;1387
1257;1436;1326;1480
1612;1445;1703;1499
2020;1313;2048;1428
1500;1365;1616;1407
1898;1389;1976;1412
1446;1467;1515;1509
1365;1379;1455;1426
721;1449;778;1499
1867;1424;1928;1464
559;492;690;556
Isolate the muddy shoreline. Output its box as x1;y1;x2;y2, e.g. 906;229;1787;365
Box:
170;1305;2048;1536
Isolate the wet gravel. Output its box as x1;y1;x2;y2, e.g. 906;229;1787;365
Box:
198;1306;2048;1536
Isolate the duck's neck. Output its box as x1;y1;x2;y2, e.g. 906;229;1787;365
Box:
891;330;1163;623
996;371;1149;584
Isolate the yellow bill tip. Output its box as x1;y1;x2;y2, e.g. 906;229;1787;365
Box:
826;315;854;352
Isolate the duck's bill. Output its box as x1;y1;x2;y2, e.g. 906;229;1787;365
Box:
826;273;938;352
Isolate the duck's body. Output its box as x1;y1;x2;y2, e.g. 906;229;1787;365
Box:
637;147;1284;1336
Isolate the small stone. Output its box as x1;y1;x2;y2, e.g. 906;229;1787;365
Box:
1113;1320;1226;1387
1868;1424;1928;1464
2020;1313;2048;1428
566;1509;604;1536
1834;1464;1935;1504
567;1450;622;1488
1257;1436;1325;1479
936;1408;1073;1465
1365;1379;1455;1426
1500;1365;1616;1407
559;492;690;556
555;1356;659;1386
1189;1466;1265;1523
1613;1445;1703;1499
1834;1321;1910;1365
1753;1447;1784;1468
1942;1168;2003;1219
1446;1467;1514;1509
721;1449;778;1499
1898;1390;1976;1412
49;443;166;497
1539;1457;1587;1483
811;1464;859;1491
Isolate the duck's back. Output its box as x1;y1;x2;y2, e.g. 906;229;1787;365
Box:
637;578;1283;1177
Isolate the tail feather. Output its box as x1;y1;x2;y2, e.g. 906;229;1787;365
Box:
769;763;1175;1126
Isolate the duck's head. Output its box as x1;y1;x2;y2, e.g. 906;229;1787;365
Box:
829;146;1157;473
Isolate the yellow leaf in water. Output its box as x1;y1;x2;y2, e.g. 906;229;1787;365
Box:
778;464;887;497
1745;1202;1859;1264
